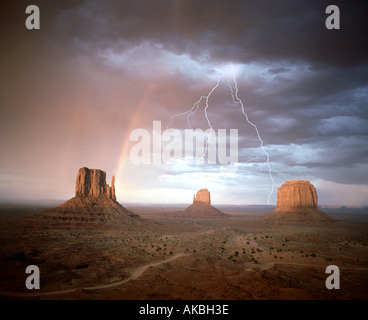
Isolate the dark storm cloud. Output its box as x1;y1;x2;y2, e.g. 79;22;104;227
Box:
4;0;368;65
1;0;367;203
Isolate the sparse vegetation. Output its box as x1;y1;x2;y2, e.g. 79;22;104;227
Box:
2;203;367;300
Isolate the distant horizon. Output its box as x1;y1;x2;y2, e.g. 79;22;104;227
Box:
1;198;367;209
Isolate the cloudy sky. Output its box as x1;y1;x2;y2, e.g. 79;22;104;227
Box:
1;0;367;205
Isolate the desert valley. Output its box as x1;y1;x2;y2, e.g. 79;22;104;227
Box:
0;168;367;300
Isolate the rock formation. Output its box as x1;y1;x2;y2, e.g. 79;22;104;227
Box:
75;167;116;200
276;180;317;209
263;180;335;224
186;189;227;218
36;167;142;228
193;189;211;204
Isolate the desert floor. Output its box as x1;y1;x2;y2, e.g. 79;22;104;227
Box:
0;205;367;300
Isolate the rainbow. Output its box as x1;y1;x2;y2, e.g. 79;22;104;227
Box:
115;83;156;187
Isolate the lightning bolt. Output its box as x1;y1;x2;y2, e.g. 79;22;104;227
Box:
165;70;275;204
229;71;275;205
200;76;220;164
167;77;220;131
237;155;260;175
167;77;221;165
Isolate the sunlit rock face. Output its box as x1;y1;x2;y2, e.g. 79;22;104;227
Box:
75;167;116;201
276;180;318;209
187;188;227;218
35;167;142;228
193;189;211;205
264;180;335;224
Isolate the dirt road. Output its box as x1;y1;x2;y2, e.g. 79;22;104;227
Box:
0;253;190;298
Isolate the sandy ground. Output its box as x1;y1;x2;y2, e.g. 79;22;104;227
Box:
0;205;367;300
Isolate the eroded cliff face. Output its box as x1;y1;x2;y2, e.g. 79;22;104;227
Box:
35;167;141;228
276;180;317;209
264;180;335;224
193;189;211;205
75;167;116;201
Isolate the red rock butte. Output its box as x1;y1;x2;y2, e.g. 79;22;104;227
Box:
75;167;116;200
34;167;142;228
186;188;227;218
276;180;318;209
264;180;335;224
193;188;211;204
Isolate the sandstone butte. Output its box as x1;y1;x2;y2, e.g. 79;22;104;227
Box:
186;188;227;218
36;167;142;228
75;167;116;200
263;180;335;224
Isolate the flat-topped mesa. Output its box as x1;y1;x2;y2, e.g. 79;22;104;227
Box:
276;180;317;209
263;179;336;224
75;167;116;201
193;188;211;205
